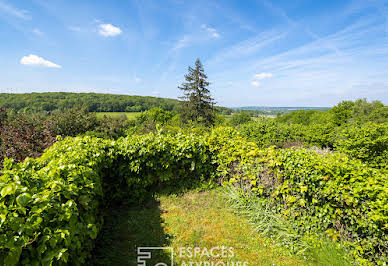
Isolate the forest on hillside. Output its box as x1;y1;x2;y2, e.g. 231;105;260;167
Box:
0;92;179;112
0;92;232;114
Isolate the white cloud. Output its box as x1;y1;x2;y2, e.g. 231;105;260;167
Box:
20;54;62;68
254;72;273;79
0;1;30;19
251;81;261;87
98;24;122;37
135;77;142;83
201;24;220;38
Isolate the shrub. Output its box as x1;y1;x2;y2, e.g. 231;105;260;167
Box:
210;127;388;264
49;106;98;137
334;122;388;167
0;114;55;169
137;107;174;125
228;112;252;126
0;137;111;265
0;107;7;127
302;123;337;148
91;114;129;139
238;119;305;148
0;127;386;265
0;133;215;265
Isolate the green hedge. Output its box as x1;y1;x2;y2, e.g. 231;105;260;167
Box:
0;137;111;265
239;120;387;168
1;128;387;264
0;133;214;265
210;127;387;264
335;122;388;168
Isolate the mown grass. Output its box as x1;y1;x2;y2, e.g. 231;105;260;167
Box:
89;190;302;265
95;112;140;120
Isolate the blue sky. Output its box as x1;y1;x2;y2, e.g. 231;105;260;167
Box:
0;0;387;107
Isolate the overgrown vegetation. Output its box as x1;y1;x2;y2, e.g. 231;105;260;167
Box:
0;97;387;265
238;99;387;168
0;106;129;170
222;186;349;265
210;127;387;264
0;133;214;264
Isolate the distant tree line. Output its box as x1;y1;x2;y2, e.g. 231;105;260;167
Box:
0;92;179;113
0;92;231;114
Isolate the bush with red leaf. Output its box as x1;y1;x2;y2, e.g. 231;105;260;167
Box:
0;113;55;169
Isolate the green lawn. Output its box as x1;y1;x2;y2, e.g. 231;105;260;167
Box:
89;190;301;265
95;112;141;120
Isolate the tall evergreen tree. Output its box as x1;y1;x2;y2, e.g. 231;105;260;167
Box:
178;58;216;126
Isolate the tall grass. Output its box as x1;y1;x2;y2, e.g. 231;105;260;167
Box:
221;185;351;265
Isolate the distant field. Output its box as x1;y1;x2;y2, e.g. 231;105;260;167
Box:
95;112;141;120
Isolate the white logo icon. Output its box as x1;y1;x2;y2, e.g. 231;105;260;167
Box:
137;247;174;266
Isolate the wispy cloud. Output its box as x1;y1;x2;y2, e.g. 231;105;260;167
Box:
98;23;122;37
20;54;62;68
172;23;221;52
254;72;273;79
207;29;288;66
244;19;388;104
32;29;43;36
173;35;191;51
201;24;220;38
249;72;272;88
210;13;388;106
0;1;30;19
249;18;385;73
262;0;341;55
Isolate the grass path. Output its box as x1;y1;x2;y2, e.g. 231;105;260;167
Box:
89;190;302;265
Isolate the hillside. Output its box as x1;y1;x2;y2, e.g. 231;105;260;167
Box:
0;92;179;112
0;92;232;114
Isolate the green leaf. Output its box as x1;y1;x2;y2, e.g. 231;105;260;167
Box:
1;184;15;197
4;247;22;266
16;193;32;207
